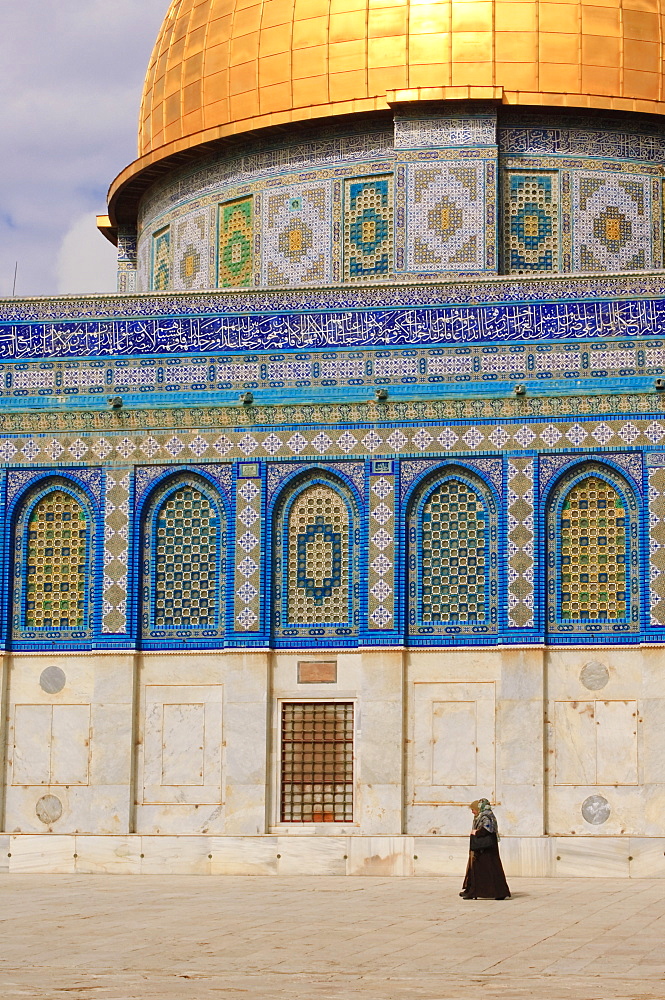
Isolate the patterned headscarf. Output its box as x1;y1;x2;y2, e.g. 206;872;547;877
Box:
471;798;499;837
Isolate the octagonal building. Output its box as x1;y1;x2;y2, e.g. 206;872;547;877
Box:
2;0;665;875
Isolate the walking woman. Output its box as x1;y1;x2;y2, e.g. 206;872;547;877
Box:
460;798;511;900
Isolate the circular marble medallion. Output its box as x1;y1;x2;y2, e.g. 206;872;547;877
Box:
581;794;611;825
39;666;66;694
35;794;63;825
580;661;609;691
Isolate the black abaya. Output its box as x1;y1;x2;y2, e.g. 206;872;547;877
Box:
461;832;511;899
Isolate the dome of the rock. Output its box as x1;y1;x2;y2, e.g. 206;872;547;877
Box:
139;0;664;162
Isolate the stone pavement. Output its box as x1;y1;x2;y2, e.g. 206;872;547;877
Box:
0;875;664;999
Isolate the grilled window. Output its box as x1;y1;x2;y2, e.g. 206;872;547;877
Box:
280;702;354;823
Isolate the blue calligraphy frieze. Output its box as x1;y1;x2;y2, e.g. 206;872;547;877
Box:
0;298;664;360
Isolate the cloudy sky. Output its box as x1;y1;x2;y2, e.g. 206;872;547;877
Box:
1;0;169;298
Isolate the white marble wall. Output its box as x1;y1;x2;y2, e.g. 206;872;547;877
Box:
0;645;664;869
546;647;665;838
1;654;134;835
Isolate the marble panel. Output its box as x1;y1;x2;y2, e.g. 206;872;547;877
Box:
142;685;223;807
220;653;270;704
89;704;132;786
412;836;469;876
74;836;142;874
431;701;477;785
554;836;630;877
411;682;495;805
208;836;278;875
223;784;267;836
627;837;665;878
499;837;554;877
548;784;665;837
357;783;403;836
139;836;212;874
276;836;348;875
136;803;225;836
554;700;596;785
50;705;90;786
361;649;403;701
9;835;76;874
360;700;402;785
11;705;50;786
595;701;638;785
497;699;543;786
637;698;665;784
86;787;132;836
223;701;267;787
92;655;135;703
347;837;415;876
499;648;544;701
499;783;545;838
546;648;643;700
639;649;665;698
0;835;9;873
138;653;223;688
161;703;205;786
405;803;474;836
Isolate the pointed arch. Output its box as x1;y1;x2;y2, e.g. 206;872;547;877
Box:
141;472;227;638
407;466;498;636
546;462;640;634
12;478;96;639
272;470;360;640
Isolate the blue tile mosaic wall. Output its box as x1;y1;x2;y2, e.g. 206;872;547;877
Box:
344;176;393;280
12;477;98;643
141;473;227;641
0;444;659;652
130;110;665;291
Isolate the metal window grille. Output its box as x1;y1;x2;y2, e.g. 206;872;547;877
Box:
280;702;354;823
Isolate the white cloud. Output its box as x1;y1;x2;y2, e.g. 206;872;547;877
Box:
0;0;167;297
56;214;117;295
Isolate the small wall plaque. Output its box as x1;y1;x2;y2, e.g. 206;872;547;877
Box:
298;660;337;684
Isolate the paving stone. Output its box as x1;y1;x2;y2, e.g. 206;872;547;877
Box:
0;876;664;999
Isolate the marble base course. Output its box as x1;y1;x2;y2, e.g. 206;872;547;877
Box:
1;835;664;877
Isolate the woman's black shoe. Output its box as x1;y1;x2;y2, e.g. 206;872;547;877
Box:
460;893;476;899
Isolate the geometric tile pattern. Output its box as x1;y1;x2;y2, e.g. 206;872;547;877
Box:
507;458;535;629
143;475;226;638
505;173;559;273
262;185;331;285
344;176;393;280
152;227;171;291
234;469;262;632
287;484;349;626
408;469;497;636
558;476;628;622
418;478;488;624
368;471;396;630
173;212;209;292
11;333;665;400
648;464;665;626
219;198;253;287
102;467;131;634
406;162;485;271
24;489;87;629
273;473;358;640
547;464;640;635
574;172;652;272
152;485;220;631
13;480;95;640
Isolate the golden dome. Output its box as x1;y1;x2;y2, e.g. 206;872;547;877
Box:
107;0;665;220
